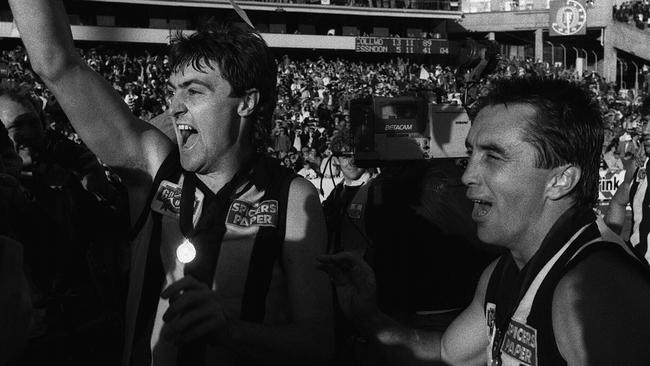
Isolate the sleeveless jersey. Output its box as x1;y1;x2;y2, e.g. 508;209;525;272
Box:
122;151;297;366
629;158;650;264
484;206;644;366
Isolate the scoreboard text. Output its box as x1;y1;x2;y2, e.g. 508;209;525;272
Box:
355;37;449;55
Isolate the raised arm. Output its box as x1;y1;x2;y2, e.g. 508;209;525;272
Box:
604;157;636;234
9;0;174;218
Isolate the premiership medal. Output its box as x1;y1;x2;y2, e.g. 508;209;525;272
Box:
176;238;197;264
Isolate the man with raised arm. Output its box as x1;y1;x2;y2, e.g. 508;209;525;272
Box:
319;77;650;365
9;1;334;365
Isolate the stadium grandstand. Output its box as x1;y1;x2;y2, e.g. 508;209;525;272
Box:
1;1;650;365
0;0;648;85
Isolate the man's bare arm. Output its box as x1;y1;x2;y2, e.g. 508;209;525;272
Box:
604;158;636;234
9;0;174;218
553;250;650;365
318;248;497;365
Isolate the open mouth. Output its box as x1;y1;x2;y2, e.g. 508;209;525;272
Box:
471;199;492;218
177;124;198;149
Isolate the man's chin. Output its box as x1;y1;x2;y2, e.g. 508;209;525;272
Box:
179;154;199;173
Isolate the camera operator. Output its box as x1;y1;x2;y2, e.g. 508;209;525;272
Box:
322;141;375;255
321;117;495;366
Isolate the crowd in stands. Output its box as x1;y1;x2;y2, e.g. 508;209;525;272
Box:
614;0;650;30
2;44;649;178
1;41;650;364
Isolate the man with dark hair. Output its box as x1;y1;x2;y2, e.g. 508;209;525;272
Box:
9;1;333;366
319;77;650;365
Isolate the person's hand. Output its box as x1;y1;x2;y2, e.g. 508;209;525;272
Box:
160;276;232;346
317;252;377;321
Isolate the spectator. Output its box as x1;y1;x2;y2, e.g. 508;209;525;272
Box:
298;160;319;179
603;139;625;170
273;126;292;153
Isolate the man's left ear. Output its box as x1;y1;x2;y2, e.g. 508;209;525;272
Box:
546;165;581;200
238;88;260;117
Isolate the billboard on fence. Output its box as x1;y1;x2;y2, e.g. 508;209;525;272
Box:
598;169;626;203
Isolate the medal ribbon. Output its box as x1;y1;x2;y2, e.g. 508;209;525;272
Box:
176;156;258;366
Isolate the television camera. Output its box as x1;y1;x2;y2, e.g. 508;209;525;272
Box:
347;96;471;167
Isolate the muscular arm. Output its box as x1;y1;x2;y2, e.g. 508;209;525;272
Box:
553;250;650;365
604;159;636;234
9;0;174;220
331;257;497;366
229;178;335;364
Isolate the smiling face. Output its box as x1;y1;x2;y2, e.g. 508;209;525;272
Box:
338;155;364;182
462;104;553;251
168;62;244;174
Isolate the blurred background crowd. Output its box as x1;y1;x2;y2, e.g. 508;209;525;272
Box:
614;0;650;30
3;44;649;179
0;42;649;365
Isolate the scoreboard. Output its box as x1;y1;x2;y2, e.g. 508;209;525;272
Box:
355;37;449;55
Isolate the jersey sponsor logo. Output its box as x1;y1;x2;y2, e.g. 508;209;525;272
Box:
227;199;279;228
486;302;497;337
151;180;203;220
500;319;538;366
486;303;499;363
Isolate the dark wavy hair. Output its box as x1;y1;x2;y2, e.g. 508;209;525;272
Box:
168;22;277;151
475;77;603;208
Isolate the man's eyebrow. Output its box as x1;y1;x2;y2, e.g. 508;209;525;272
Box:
465;139;507;155
167;79;213;90
479;142;507;155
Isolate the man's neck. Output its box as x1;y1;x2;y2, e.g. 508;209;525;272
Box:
196;147;254;194
344;171;370;187
509;200;576;269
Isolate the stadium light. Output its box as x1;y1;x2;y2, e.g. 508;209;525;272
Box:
631;61;640;93
579;48;589;70
591;50;598;74
545;41;555;65
617;58;626;89
558;43;567;68
572;47;580;72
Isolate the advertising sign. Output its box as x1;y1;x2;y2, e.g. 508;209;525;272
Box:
549;0;587;37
